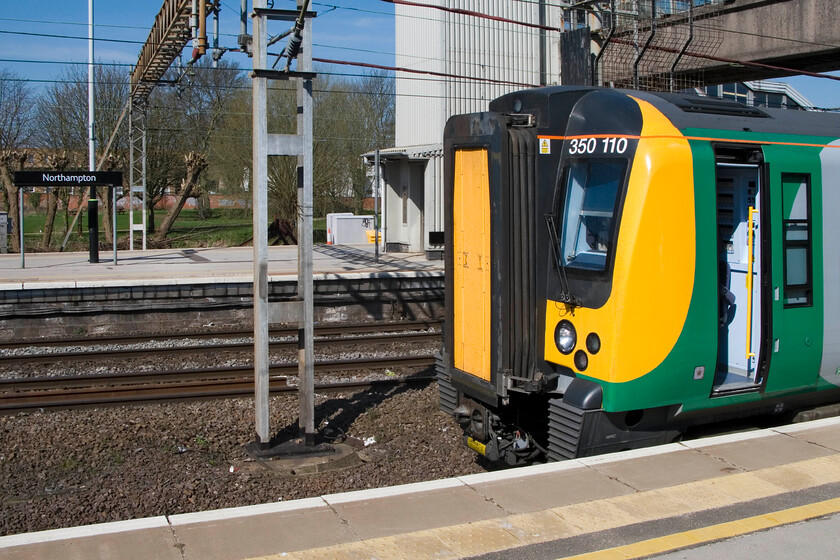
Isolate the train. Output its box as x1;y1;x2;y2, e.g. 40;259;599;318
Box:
437;85;840;465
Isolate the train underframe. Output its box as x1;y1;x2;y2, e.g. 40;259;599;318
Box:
437;363;681;465
439;359;840;465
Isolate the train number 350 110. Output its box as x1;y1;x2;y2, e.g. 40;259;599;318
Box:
567;137;629;155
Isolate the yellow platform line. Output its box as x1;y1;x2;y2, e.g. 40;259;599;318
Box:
560;496;840;560
248;454;840;560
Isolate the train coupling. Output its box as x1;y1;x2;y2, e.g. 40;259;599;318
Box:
452;403;539;466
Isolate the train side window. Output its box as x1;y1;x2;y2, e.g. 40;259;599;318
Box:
781;173;812;307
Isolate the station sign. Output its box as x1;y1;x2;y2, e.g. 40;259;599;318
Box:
13;171;123;187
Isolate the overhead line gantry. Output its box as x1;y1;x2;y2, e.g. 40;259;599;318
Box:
128;0;213;250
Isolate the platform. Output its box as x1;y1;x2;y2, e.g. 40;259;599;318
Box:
0;245;442;290
0;246;444;333
3;416;840;560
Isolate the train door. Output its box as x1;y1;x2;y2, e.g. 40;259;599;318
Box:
763;167;820;394
713;152;764;393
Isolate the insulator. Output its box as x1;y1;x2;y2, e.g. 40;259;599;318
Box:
284;34;302;61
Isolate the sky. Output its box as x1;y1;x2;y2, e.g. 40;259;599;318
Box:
0;0;396;89
772;74;840;111
0;1;839;109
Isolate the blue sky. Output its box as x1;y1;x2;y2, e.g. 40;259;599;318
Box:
773;74;840;111
0;1;838;109
0;1;396;88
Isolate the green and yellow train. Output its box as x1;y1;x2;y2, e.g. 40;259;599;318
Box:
439;86;840;464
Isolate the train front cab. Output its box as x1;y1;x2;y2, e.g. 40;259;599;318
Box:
440;88;592;465
543;91;840;460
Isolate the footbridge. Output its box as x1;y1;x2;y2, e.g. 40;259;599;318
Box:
569;0;840;90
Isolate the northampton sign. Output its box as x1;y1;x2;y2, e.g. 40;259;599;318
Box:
13;171;123;187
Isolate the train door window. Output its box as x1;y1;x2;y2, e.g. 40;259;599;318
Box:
782;173;812;307
560;160;626;271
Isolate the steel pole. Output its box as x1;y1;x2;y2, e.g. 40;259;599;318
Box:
252;0;271;445
298;5;315;445
18;188;24;269
88;0;95;173
112;185;117;265
374;149;380;263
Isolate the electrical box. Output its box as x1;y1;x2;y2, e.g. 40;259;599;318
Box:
325;212;353;244
332;215;376;245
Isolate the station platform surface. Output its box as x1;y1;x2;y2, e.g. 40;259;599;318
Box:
0;245;443;291
3;416;840;560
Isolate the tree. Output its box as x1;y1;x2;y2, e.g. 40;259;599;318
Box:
208;68;396;240
153;152;208;242
318;71;395;215
0;69;34;152
33;63;129;247
41;152;72;247
0;69;35;252
0;151;28;252
144;58;245;238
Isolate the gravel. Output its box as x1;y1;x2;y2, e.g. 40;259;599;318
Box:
0;333;439;379
0;382;489;537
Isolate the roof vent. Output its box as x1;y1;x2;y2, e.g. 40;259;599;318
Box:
671;96;770;118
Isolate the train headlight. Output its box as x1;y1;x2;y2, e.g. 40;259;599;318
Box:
554;320;576;355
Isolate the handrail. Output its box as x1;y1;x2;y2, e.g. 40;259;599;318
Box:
746;206;758;363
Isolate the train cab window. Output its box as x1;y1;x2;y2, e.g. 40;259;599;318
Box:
560;160;626;271
782;173;812;307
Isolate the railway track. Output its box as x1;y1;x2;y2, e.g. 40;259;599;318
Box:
0;355;436;414
0;330;441;367
0;320;441;352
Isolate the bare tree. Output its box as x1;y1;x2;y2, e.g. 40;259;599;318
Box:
42;152;73;247
0;69;34;153
344;71;395;213
206;67;396;243
311;71;395;216
0;151;28;252
144;58;245;239
0;69;35;250
33;64;129;248
154;152;208;242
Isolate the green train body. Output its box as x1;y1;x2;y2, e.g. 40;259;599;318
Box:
440;86;840;464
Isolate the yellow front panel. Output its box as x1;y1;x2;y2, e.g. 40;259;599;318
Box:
544;97;696;383
453;148;491;381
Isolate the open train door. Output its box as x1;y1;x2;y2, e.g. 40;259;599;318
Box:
761;158;821;395
713;146;766;393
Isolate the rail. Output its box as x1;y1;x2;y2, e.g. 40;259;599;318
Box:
0;355;436;414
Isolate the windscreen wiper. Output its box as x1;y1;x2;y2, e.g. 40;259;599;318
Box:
545;214;580;307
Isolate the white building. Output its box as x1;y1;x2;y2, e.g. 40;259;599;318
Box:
369;0;564;257
368;2;810;257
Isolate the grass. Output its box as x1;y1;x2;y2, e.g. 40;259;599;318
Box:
12;209;330;251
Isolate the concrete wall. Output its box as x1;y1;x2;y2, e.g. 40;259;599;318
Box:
711;0;840;78
600;0;840;86
382;159;425;252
